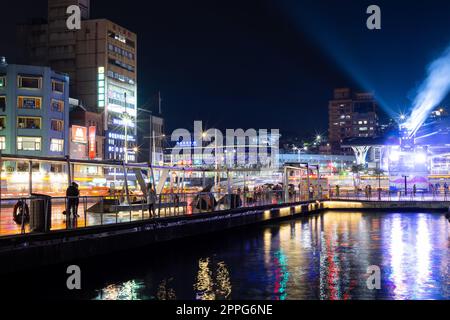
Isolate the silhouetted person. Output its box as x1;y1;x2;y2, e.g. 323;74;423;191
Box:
147;183;157;217
66;182;80;219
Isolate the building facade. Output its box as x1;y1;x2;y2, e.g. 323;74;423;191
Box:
18;0;138;162
328;88;379;153
69;99;104;160
0;61;69;157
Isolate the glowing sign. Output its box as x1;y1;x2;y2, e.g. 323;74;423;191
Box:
98;67;106;108
88;126;96;159
72;125;87;144
107;104;137;117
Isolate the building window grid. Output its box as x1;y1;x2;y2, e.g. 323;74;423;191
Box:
50;139;64;152
17;116;41;129
17;136;41;151
0;96;5;112
51;80;65;93
51;99;64;112
108;43;134;60
18;76;42;89
51;119;64;132
17;96;42;109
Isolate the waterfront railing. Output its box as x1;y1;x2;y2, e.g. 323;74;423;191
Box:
0;190;313;237
1;188;449;237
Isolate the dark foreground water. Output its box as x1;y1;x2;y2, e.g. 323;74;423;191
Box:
2;211;449;300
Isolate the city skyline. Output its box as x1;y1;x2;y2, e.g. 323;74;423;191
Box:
2;0;450;138
0;0;449;306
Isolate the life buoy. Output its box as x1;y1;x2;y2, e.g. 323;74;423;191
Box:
13;201;30;224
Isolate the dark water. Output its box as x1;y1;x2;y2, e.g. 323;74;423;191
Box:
2;211;449;300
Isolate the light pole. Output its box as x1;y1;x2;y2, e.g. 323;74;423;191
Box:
402;175;409;196
122;111;131;164
122;92;131;164
377;161;382;200
202;130;219;185
121;92;132;205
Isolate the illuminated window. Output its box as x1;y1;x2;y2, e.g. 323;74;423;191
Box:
50;139;64;152
51;99;64;112
0;117;5;130
51;119;64;132
18;96;42;109
50;164;64;173
17;117;41;129
18;75;42;89
98;67;106;108
17;162;40;172
51;80;64;93
17;136;41;151
0;96;5;112
0;76;5;88
0;136;5;150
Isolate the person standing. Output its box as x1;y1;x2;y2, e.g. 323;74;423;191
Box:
147;183;157;217
73;182;80;218
309;184;314;200
65;182;80;221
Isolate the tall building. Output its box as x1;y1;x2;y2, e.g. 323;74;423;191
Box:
0;61;70;157
69;98;104;160
328;88;379;153
17;0;138;162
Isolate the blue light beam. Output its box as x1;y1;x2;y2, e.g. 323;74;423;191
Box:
404;44;450;137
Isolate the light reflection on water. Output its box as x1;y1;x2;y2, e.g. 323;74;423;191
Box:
92;212;448;300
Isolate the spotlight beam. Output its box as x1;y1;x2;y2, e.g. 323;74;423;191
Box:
404;44;450;138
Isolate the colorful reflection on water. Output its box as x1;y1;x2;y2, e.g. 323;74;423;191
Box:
89;212;449;300
3;211;447;300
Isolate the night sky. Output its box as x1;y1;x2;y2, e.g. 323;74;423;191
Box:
2;0;450;139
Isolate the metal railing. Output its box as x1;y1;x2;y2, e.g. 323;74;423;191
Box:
2;187;448;237
0;189;320;237
329;188;450;202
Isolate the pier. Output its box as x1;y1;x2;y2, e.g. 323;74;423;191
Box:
1;155;450;274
